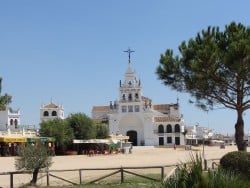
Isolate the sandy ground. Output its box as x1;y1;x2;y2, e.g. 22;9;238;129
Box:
0;145;245;187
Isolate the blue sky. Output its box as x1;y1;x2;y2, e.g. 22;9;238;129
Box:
0;1;250;135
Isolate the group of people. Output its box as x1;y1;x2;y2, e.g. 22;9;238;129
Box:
0;143;19;156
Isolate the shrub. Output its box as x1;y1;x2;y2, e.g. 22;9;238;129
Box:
220;151;250;178
162;153;208;188
162;153;250;188
15;143;52;185
206;169;250;188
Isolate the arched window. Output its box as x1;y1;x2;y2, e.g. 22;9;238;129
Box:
10;119;13;125
175;124;180;133
167;124;172;133
14;119;18;128
52;111;57;116
128;93;132;101
158;124;164;133
44;111;49;116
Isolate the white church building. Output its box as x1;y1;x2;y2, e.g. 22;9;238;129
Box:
92;49;185;146
40;101;64;123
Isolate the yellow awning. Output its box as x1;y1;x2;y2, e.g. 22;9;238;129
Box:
0;137;26;143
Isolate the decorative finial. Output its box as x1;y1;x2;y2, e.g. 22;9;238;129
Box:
123;48;135;64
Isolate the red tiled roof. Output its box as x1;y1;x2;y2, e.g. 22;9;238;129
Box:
44;102;58;108
92;106;110;113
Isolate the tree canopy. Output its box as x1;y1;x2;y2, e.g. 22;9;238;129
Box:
0;77;12;110
39;113;106;154
39;118;74;154
15;143;52;185
156;22;250;151
94;123;109;139
66;113;96;140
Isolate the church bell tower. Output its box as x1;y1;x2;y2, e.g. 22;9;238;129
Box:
118;48;143;112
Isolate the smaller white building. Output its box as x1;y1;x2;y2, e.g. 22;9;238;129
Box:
40;101;64;122
0;107;20;131
185;125;214;145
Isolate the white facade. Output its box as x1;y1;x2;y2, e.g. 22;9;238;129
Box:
92;55;185;146
185;125;214;145
40;102;64;123
0;107;20;131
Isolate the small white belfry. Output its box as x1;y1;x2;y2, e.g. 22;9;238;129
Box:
40;101;64;122
0;107;20;132
92;49;185;146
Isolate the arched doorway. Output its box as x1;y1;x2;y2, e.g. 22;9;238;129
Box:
127;130;137;146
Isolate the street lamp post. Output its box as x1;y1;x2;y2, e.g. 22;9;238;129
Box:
202;129;208;159
202;137;205;158
202;129;209;171
202;136;205;158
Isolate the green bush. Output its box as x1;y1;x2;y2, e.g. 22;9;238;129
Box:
162;153;208;188
206;169;250;188
220;151;250;178
162;153;250;188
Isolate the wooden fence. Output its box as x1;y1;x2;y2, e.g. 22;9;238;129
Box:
0;165;175;188
0;159;220;188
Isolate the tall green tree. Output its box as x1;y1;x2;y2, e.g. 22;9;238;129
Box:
66;113;95;139
94;123;109;139
40;118;74;154
0;77;12;110
156;22;250;151
15;143;52;185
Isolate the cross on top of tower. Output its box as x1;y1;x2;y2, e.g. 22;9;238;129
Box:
123;48;135;64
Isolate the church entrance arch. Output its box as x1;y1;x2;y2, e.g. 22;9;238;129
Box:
127;130;137;146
